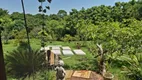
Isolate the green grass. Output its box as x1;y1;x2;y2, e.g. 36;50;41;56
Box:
3;40;17;55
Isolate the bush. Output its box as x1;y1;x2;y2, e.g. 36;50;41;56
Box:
17;41;29;50
74;57;99;72
121;55;142;80
61;34;75;42
36;70;55;80
5;49;45;79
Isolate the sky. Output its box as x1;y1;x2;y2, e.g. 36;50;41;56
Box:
0;0;129;15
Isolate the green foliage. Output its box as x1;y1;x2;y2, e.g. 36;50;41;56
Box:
61;34;75;42
0;8;8;17
0;15;15;44
120;55;142;80
36;70;55;80
14;29;27;45
74;56;99;72
5;49;44;79
2;1;142;79
38;30;48;36
17;41;29;51
57;10;67;18
1;1;142;42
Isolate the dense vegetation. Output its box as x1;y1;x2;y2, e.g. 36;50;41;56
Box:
0;0;142;80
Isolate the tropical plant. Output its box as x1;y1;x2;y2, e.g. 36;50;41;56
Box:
120;54;142;80
5;48;45;79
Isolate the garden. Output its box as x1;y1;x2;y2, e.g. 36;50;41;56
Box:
0;0;142;80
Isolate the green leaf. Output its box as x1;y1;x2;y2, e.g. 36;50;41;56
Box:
132;55;139;65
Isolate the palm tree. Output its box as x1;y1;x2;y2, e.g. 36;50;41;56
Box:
5;49;45;79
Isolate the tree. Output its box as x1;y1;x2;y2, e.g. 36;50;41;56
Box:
49;14;60;20
0;16;15;44
10;12;23;20
57;10;67;18
0;8;8;17
46;20;64;40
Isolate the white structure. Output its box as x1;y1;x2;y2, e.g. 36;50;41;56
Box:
40;47;45;51
62;50;74;56
45;46;50;51
48;45;61;50
51;47;61;50
48;45;61;48
40;46;50;52
40;45;86;56
51;49;61;55
73;49;86;55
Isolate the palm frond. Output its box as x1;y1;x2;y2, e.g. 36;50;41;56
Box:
5;49;44;79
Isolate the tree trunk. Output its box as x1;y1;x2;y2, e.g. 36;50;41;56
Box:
96;44;106;75
21;0;33;79
0;34;7;80
21;0;31;52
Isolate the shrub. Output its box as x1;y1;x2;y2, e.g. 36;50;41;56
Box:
5;49;45;79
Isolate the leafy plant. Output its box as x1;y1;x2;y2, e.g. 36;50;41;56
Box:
36;70;55;80
61;34;75;42
5;49;45;79
74;57;99;72
120;55;142;80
